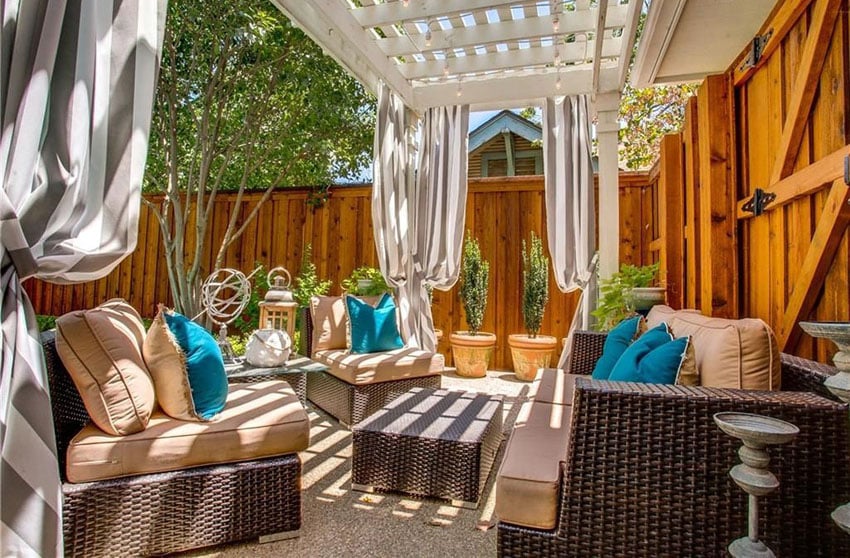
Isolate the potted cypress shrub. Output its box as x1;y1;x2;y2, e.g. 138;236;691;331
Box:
450;234;496;378
508;232;558;381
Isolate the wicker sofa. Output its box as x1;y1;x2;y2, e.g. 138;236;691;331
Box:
42;331;306;557
495;329;850;557
302;298;444;426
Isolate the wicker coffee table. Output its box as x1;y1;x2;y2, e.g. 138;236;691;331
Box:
351;387;504;508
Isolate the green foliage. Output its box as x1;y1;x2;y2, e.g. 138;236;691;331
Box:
37;315;56;332
232;263;269;337
229;335;247;357
459;233;490;335
591;262;660;331
341;266;392;296
618;83;698;170
521;232;549;337
293;243;332;307
145;1;375;194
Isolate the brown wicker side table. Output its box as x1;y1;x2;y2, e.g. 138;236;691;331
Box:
351;387;503;508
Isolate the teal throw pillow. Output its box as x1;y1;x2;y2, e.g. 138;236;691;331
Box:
346;293;404;354
591;315;642;379
163;311;228;420
608;323;674;382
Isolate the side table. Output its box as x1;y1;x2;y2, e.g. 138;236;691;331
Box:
226;355;328;406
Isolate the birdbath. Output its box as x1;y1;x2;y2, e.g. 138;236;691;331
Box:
714;412;800;557
798;321;850;535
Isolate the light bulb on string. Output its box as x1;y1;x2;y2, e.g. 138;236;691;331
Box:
443;61;450;77
554;48;561;66
552;15;559;33
555;72;562;90
425;27;432;47
402;0;409;6
456;79;463;97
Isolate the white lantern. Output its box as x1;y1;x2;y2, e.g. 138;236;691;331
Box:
245;328;292;367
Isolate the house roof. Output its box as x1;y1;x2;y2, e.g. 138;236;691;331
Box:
631;0;780;87
469;110;542;152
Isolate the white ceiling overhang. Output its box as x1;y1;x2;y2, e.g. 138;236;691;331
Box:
631;0;781;87
272;0;642;112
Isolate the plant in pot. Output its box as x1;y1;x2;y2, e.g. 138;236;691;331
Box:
292;243;332;354
591;261;664;331
341;266;392;297
450;234;496;378
508;232;558;381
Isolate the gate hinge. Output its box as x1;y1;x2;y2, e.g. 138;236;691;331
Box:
742;188;776;217
739;31;773;72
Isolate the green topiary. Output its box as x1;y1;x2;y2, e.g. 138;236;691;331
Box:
293;243;332;308
459;233;490;335
341;266;392;296
522;231;549;337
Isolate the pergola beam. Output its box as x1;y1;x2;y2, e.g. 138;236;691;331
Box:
591;0;609;96
413;65;620;110
377;5;629;57
351;0;529;28
398;39;620;80
617;0;641;89
274;0;414;104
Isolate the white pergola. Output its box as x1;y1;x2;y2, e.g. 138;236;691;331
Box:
272;0;642;277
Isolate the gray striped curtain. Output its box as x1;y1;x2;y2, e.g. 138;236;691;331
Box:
372;82;469;351
0;1;165;556
543;95;596;368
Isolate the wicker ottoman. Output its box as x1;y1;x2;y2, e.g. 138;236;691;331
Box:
352;387;504;508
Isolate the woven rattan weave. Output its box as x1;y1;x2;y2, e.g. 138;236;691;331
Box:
352;387;503;507
496;330;850;557
42;331;303;557
302;308;442;426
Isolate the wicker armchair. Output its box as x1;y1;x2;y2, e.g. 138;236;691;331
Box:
42;331;303;557
497;330;850;557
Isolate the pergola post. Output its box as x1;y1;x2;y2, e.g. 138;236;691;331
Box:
595;93;621;279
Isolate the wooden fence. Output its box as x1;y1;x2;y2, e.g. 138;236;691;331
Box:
26;173;654;370
650;0;850;362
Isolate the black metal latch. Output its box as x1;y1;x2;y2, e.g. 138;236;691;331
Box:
739;31;773;72
742;188;776;217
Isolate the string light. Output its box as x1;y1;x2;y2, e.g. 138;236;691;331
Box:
552;14;559;33
554;48;561;66
555;72;562;90
456;78;463;97
443;60;450;77
425;26;432;47
402;0;409;6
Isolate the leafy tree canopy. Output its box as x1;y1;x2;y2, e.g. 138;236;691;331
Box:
145;1;375;194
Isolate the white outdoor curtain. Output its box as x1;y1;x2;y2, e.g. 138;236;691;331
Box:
543;95;596;368
0;1;165;556
372;82;469;351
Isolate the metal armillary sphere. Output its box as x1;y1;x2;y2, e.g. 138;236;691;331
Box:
201;268;252;362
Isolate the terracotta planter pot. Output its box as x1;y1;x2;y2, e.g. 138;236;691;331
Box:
508;334;558;381
435;328;444;343
450;332;496;378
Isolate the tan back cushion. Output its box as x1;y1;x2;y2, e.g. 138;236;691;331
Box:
309;295;384;355
310;296;348;354
669;313;780;390
645;305;701;330
56;300;155;436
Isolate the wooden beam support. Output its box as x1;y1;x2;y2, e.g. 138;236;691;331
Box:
697;74;737;317
732;0;815;87
617;0;642;89
352;0;526;28
769;0;842;185
683;96;701;309
658;133;685;309
736;145;850;219
779;179;850;350
502;131;515;177
592;0;609;97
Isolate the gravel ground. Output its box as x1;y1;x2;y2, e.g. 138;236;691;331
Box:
182;369;529;558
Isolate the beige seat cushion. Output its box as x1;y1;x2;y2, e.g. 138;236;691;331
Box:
56;300;155;436
496;399;573;530
669;313;780;390
313;348;444;385
529;369;578;406
66;380;309;483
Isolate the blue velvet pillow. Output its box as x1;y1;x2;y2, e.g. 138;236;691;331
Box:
163;311;228;420
346;293;404;354
591;315;642;379
608;323;674;382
